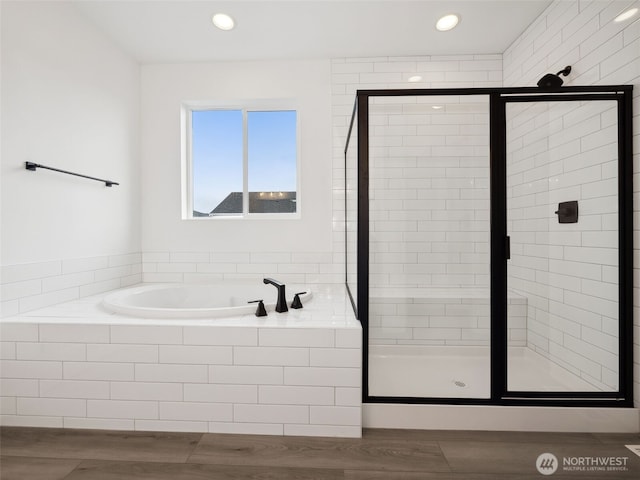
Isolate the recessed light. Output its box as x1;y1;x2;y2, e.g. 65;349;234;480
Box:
408;75;423;83
431;105;444;110
614;7;638;22
212;13;235;31
436;14;459;31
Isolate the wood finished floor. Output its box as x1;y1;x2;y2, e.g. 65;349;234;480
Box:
1;427;639;479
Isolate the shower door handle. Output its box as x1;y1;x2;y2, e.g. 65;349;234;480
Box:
505;236;511;260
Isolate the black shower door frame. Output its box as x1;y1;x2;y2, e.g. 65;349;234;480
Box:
349;85;634;407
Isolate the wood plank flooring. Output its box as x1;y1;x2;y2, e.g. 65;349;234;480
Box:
1;427;638;479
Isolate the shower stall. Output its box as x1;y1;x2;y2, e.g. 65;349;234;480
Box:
345;85;633;406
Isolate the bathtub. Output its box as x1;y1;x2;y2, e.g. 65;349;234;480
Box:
0;284;361;437
102;282;313;319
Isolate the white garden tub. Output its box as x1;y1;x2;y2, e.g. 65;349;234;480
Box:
102;282;312;319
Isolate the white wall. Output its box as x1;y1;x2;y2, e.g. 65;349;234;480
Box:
139;60;335;283
0;1;142;316
503;0;639;404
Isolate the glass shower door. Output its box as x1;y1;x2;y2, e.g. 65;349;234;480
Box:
365;94;492;399
504;98;620;394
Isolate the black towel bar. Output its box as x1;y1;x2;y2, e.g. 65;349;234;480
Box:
25;161;119;187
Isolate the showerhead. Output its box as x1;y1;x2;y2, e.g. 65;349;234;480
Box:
536;65;572;89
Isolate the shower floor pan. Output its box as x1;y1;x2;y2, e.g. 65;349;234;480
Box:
368;345;603;398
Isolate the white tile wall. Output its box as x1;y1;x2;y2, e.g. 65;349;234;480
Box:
335;55;500;298
0;286;362;437
369;293;527;346
336;55;501;350
142;251;343;285
1;253;142;318
503;0;639;398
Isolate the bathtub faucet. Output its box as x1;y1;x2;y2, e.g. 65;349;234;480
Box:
263;277;288;313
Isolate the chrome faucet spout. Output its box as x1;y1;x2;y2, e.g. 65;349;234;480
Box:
263;278;288;313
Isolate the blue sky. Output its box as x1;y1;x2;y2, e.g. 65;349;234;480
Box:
192;110;297;213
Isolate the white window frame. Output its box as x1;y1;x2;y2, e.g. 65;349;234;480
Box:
181;99;301;220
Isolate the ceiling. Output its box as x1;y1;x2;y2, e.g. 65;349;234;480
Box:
73;0;553;64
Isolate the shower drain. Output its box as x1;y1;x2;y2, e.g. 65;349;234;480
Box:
452;380;468;388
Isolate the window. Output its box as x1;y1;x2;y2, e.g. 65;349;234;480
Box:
184;105;298;218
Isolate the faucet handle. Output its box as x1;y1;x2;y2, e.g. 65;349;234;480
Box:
291;292;307;309
248;299;267;317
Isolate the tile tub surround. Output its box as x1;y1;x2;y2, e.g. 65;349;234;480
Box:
141;251;342;285
369;288;527;346
0;284;362;438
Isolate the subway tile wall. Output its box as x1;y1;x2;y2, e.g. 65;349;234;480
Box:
503;0;639;399
1;253;142;318
367;95;491;289
333;57;503;280
141;251;341;285
507;99;620;390
369;294;527;346
333;54;502;347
